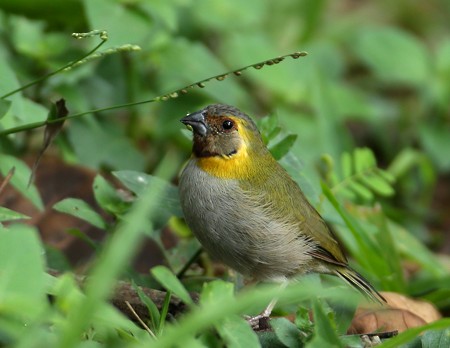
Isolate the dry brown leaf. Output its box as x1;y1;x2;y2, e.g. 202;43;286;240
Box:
348;291;441;334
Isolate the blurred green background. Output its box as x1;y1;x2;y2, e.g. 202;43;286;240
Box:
1;0;449;244
1;0;450;346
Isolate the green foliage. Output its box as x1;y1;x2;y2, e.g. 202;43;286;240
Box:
378;320;450;348
0;156;43;210
270;318;305;347
257;113;299;160
0;0;449;347
0;206;29;222
93;174;130;216
113;170;183;228
322;147;395;202
133;280;170;337
151;265;193;307
350;26;431;86
307;300;342;348
0;224;47;319
53;198;107;229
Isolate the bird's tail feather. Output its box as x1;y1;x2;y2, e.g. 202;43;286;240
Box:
335;267;386;304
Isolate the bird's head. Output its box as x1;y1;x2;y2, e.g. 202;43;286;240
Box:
181;104;265;159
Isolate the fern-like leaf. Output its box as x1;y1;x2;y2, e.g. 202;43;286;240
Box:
327;148;395;202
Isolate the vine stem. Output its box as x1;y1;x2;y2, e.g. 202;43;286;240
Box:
0;50;308;136
0;32;107;99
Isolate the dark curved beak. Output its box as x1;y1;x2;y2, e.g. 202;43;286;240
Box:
181;111;208;136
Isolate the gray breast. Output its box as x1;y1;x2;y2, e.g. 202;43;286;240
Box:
178;159;314;280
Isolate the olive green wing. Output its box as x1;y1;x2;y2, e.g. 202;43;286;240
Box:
242;163;348;266
240;161;385;303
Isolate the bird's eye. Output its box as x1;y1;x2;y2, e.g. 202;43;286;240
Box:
222;120;234;130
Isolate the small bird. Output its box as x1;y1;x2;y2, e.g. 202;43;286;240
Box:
179;104;385;318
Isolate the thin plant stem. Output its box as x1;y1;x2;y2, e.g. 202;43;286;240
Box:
1;34;107;99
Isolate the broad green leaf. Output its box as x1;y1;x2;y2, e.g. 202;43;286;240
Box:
0;52;24;131
378;319;450;348
53;198;107;229
256;113;280;145
280;152;320;206
161;336;208;348
8;10;73;59
0;98;11;119
113;170;155;195
0;0;84;29
45;245;71;272
267;127;282;144
154;38;244;104
3;97;49;129
0;155;44;210
310;61;351;161
419;123;450;172
84;0;152;47
200;280;234;307
113;170;182;227
332;84;376;122
351;26;431;85
151;265;194;306
11;17;46;58
165;237;201;275
420;328;450;348
257;331;286;348
67;118;146;171
216;316;260;348
339;335;364;347
307;300;343;348
269;134;298;160
55;170;167;347
140;0;179;32
93;174;129;215
201;281;260;347
191;0;266;32
0;53;20;96
0;224;47;318
0;206;29;222
271;318;303;348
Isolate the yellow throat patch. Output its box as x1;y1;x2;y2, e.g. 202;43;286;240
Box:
197;147;251;179
196;122;259;179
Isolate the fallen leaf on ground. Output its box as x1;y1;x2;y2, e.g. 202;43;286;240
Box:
348;291;441;334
